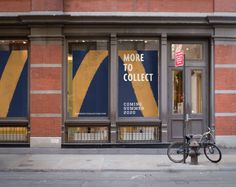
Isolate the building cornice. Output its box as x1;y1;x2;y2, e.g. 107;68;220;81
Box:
0;12;235;26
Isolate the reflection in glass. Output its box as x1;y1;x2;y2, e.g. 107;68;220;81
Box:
0;40;28;50
171;44;202;60
191;70;202;113
172;70;183;114
118;40;159;50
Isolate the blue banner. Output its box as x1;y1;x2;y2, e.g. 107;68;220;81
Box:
71;50;108;117
0;50;28;117
118;50;158;117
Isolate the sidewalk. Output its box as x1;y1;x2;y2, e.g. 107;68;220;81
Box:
0;148;236;172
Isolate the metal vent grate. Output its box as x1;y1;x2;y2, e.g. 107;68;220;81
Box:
118;125;160;143
67;126;109;143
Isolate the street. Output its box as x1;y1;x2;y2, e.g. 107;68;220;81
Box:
0;170;235;187
0;148;236;187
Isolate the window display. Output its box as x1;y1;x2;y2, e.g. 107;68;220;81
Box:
67;40;109;117
0;40;28;118
118;40;159;117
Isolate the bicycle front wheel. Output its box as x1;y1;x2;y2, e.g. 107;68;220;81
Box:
204;143;222;163
167;142;189;163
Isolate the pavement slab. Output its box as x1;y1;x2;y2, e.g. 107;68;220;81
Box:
0;148;236;172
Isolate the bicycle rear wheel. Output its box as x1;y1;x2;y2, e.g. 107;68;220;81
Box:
167;142;189;163
204;143;222;163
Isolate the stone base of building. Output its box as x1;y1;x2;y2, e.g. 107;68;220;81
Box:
30;137;61;148
216;136;236;148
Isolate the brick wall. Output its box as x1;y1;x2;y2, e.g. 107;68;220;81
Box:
0;0;63;12
215;44;236;136
64;0;214;12
214;0;236;12
30;42;62;137
1;0;235;13
0;0;31;12
32;0;63;11
31;118;61;137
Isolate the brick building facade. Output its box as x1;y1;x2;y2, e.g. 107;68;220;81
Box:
0;0;236;147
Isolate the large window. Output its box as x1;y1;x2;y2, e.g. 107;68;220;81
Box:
118;39;159;118
0;40;28;118
67;40;109;118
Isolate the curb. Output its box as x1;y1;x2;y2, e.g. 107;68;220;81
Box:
1;167;236;173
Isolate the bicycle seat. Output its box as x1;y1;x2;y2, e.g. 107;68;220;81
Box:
185;134;193;140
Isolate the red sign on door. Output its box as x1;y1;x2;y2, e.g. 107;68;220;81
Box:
175;51;185;67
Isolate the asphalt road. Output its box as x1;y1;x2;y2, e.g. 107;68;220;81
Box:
0;170;235;187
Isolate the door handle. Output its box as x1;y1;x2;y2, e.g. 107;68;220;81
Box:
185;114;190;122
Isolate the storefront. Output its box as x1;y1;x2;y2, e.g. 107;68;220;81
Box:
0;0;236;147
0;31;212;146
63;36;209;145
65;38;161;145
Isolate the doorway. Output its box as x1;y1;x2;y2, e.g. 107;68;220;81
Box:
167;41;209;141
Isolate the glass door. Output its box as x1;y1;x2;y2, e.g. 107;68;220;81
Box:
168;41;208;141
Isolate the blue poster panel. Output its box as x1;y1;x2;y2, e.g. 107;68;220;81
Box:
118;50;159;117
0;50;28;118
71;50;108;117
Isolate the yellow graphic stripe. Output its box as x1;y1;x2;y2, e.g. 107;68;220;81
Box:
72;50;108;117
119;50;159;117
0;50;28;117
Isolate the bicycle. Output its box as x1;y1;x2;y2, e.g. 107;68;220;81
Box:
167;127;222;163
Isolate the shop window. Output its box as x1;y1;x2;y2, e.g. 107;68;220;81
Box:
0;40;28;118
172;70;183;114
171;44;203;60
118;39;159;117
191;70;202;113
67;40;109;118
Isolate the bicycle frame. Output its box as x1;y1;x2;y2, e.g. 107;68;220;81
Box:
167;127;222;163
199;128;215;144
185;128;215;150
